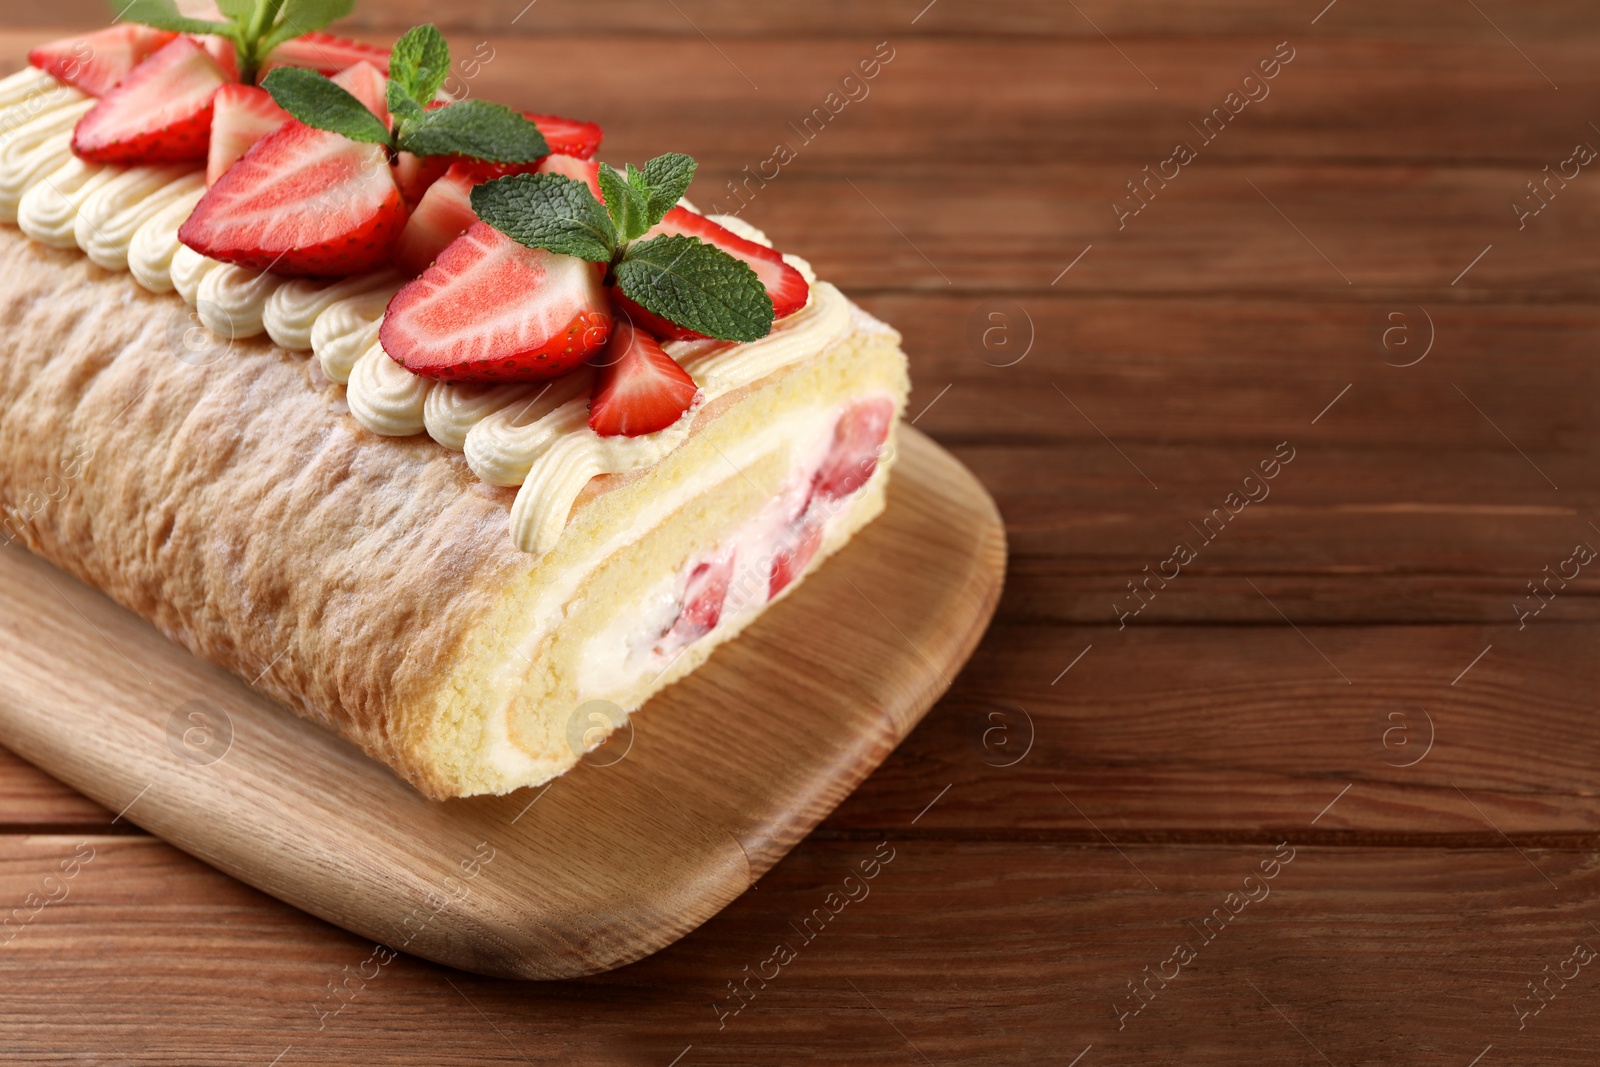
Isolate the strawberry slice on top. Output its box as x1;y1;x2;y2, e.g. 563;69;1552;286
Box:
29;24;176;98
526;114;603;160
206;84;290;186
71;35;228;165
381;221;613;383
391;163;478;276
331;61;391;128
180;121;407;277
262;32;391;77
617;207;810;341
588;319;701;438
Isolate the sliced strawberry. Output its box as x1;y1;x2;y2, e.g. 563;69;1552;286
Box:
813;396;895;502
537;154;603;202
71;36;226;164
768;519;824;599
180;121;406;277
331;60;390;129
588;320;700;437
393;152;451;204
621;207;811;341
205;83;290;186
262;32;390;76
527;113;602;160
656;552;736;653
195;34;239;81
391;163;477;276
28;25;176;97
381;221;612;383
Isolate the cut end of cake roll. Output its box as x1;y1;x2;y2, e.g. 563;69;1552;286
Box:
415;308;909;797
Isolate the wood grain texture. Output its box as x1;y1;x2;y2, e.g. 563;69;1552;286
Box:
1;0;1598;1061
0;429;1004;979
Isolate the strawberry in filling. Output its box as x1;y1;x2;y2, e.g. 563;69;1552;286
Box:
654;553;736;656
380;221;613;383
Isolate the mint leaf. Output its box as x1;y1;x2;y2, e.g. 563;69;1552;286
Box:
114;0;235;36
598;163;650;242
398;99;548;162
387;84;425;123
616;236;773;342
216;0;255;19
472;174;617;263
641;153;696;225
259;0;356;52
389;24;451;107
261;0;358;51
262;67;390;144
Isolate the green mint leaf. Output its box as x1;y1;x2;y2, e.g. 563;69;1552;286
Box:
261;66;391;145
259;0;357;52
113;0;235;37
389;24;451;107
398;99;548;162
616;236;773;343
387;84;425;124
216;0;255;20
471;174;617;263
641;152;696;225
598;163;651;242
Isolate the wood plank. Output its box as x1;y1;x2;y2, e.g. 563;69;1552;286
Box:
4;836;1599;1064
14;0;1600;40
0;430;1004;978
6;36;1600;167
829;621;1600;837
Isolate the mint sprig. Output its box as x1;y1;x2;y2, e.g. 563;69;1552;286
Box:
262;24;548;164
616;236;774;342
471;153;775;343
113;0;356;84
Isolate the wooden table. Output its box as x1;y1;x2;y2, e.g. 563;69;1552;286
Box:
3;1;1598;1062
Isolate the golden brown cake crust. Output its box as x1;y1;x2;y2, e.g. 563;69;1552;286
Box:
0;227;529;773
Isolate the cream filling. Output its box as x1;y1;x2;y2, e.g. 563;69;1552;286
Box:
571;401;841;700
0;73;859;561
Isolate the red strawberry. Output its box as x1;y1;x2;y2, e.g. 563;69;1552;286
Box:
262;32;391;76
527;113;602;160
180;121;407;277
331;60;390;129
812;396;895;501
617;207;811;341
71;36;227;165
28;25;176;97
657;552;735;652
536;154;603;202
393;152;451;204
381;222;612;383
195;34;239;81
588;319;701;437
205;84;290;186
768;518;824;598
391;163;477;276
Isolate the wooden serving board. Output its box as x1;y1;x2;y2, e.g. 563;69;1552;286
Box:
0;427;1002;979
